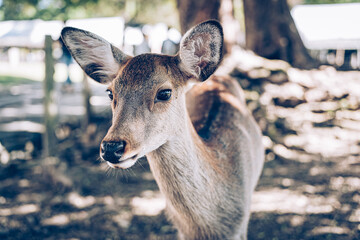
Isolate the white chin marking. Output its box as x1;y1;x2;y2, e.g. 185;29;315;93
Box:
107;158;137;169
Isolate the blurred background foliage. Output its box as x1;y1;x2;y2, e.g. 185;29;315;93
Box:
0;0;358;28
303;0;360;4
0;0;360;239
0;0;179;27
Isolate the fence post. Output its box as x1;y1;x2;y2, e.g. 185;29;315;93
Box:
82;73;92;130
43;35;57;157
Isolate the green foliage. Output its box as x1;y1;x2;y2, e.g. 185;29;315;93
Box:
0;0;178;27
128;0;179;27
0;75;37;85
0;0;125;21
304;0;360;4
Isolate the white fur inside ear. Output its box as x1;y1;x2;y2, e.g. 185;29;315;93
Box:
179;22;223;80
180;36;210;77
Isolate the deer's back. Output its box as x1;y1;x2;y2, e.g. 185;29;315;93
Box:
186;75;264;188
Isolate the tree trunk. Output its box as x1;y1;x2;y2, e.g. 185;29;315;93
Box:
243;0;318;69
220;0;241;53
177;0;221;34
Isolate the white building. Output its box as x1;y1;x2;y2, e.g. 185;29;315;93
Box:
292;3;360;69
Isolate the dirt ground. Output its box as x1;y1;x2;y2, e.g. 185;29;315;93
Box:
0;49;360;239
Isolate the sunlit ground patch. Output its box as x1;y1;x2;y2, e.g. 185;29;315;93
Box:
130;190;166;216
251;188;339;215
0;204;39;216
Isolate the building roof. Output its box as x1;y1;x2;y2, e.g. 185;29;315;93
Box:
291;3;360;50
0;17;124;49
0;20;63;48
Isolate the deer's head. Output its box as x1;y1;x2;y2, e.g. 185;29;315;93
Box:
61;20;223;169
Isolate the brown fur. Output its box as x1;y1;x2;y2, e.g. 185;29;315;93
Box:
61;20;264;240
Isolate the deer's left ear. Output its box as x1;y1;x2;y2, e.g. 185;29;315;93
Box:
178;20;223;81
61;27;130;84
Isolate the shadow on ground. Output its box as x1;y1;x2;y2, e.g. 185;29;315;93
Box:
1;49;360;239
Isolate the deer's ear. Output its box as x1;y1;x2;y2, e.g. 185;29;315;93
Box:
178;20;223;81
61;27;130;84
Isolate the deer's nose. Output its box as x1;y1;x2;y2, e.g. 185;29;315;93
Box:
100;141;126;163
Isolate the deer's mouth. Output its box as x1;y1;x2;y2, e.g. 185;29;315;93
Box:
106;154;138;169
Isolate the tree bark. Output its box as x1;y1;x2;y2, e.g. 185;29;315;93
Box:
220;0;241;53
177;0;221;34
243;0;318;69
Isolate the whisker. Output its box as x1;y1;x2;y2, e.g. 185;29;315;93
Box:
137;158;147;171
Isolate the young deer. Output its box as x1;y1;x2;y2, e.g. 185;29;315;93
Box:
61;20;264;240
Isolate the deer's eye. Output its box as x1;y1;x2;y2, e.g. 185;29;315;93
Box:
156;89;172;102
106;90;113;100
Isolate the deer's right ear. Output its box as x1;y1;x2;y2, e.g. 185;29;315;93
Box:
61;27;130;84
178;20;223;82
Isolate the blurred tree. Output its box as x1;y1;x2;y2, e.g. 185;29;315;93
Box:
125;0;178;27
243;0;318;69
175;0;317;68
220;0;242;53
176;0;221;34
0;0;108;21
304;0;359;3
0;0;178;27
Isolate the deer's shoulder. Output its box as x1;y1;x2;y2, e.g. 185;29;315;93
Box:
186;75;249;143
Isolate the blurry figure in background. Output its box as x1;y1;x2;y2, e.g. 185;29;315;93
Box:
123;24;181;56
59;37;73;92
161;27;181;55
148;23;168;53
134;33;150;56
123;26;146;56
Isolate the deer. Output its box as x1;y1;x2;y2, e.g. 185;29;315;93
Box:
61;20;264;240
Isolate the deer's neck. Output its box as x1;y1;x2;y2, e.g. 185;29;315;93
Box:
148;115;214;194
147;114;223;235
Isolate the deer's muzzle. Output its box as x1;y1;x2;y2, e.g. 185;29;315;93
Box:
100;140;126;163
